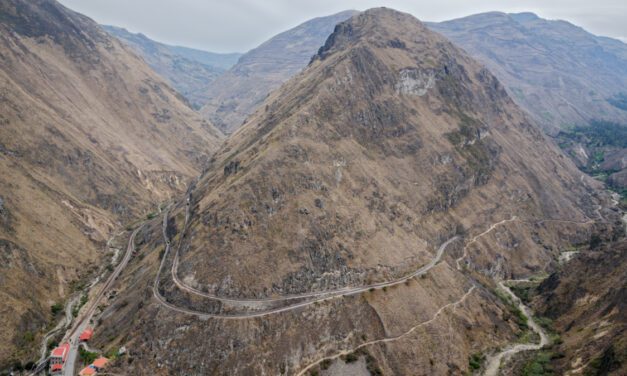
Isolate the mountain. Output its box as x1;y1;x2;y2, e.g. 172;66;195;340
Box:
199;10;358;133
103;25;242;109
531;240;626;375
428;12;627;135
94;8;617;375
0;0;222;366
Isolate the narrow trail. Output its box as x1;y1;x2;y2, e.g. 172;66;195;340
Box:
295;286;476;376
456;216;518;270
36;295;77;364
156;203;599;318
483;280;550;376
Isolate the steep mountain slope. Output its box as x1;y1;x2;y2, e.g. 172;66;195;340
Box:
428;12;627;135
95;8;615;375
0;0;222;366
103;25;242;109
530;240;626;375
199;10;358;133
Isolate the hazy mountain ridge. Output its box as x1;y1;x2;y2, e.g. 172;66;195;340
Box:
428;11;627;134
95;9;617;375
103;25;242;109
199;10;358;133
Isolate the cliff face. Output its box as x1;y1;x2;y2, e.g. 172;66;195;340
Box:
199;10;358;133
0;0;223;365
428;12;627;135
96;8;614;375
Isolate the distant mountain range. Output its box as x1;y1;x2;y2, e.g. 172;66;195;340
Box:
198;10;359;133
103;25;242;109
428;12;627;135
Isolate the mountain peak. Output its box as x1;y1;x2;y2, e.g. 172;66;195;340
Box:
314;8;427;61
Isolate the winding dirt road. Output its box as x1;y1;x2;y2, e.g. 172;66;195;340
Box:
295;285;477;376
483;280;550;376
153;205;461;318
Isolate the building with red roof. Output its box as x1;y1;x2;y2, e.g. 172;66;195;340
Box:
79;327;94;342
92;356;109;370
79;366;96;375
49;343;70;374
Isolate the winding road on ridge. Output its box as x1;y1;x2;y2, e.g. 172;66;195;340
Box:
154;200;598;320
153;204;462;317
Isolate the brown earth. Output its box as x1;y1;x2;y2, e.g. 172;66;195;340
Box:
93;8;618;375
199;10;358;133
0;0;223;366
428;12;627;135
532;240;626;375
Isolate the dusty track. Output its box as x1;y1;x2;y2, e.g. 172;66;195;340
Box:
154;205;461;317
295;286;477;376
483;280;550;376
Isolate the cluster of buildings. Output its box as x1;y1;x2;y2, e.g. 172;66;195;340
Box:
49;327;109;375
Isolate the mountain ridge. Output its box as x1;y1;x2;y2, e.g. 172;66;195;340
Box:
102;25;242;109
94;8;618;375
428;11;627;134
199;10;359;133
0;0;223;366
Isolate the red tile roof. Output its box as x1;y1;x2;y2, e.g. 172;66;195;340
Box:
79;366;96;375
79;327;94;341
92;357;109;368
51;364;63;371
51;343;70;360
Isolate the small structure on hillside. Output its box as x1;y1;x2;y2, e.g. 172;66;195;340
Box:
79;366;96;375
49;343;70;375
79;327;94;342
92;357;109;370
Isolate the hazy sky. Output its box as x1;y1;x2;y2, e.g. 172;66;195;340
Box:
58;0;627;53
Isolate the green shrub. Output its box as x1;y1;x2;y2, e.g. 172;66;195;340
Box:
521;351;554;376
50;302;63;316
79;347;98;364
345;352;359;363
468;352;485;371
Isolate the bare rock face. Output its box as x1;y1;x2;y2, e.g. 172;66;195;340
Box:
97;8;614;376
199;10;358;133
0;0;223;365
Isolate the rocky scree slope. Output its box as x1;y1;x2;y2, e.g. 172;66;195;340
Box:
200;10;358;133
96;8;614;375
103;25;242;109
0;0;222;366
428;12;627;135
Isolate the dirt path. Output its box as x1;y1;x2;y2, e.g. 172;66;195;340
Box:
295;286;476;376
483;280;550;376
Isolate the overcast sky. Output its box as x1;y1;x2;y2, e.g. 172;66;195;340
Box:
58;0;627;53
